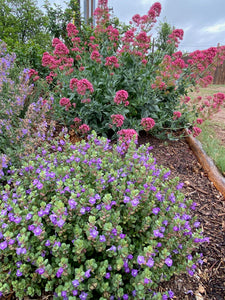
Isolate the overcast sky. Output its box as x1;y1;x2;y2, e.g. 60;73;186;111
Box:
38;0;225;53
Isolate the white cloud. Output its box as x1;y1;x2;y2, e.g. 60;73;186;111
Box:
204;23;225;33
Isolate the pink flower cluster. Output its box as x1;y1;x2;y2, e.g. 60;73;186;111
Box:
105;56;119;68
167;29;184;46
114;90;129;106
59;97;71;111
192;126;202;137
173;111;182;119
53;41;69;57
79;124;90;134
66;23;79;37
28;69;39;82
117;129;138;150
70;78;94;95
141;118;155;131
90;50;102;63
111;114;124;127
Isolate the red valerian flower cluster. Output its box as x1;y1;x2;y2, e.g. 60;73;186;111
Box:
70;78;94;96
141;118;155;131
111;114;125;127
114;90;129;106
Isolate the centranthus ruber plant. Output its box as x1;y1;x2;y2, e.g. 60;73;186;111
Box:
41;0;225;140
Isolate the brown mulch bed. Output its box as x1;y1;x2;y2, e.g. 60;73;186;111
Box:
138;132;225;300
3;131;225;300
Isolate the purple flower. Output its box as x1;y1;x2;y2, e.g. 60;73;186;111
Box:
61;291;67;297
131;269;138;277
127;254;133;260
99;235;106;242
146;257;154;268
120;233;126;239
105;272;111;279
89;197;96;205
162;294;168;300
16;270;23;277
194;221;200;228
72;290;78;296
45;240;51;246
14;217;22;224
85;269;91;278
176;182;184;190
109;245;117;252
168;290;174;298
131;198;139;207
137;255;145;265
80;207;86;214
90;228;98;238
152;207;160;215
56;267;64;278
36;182;43;190
36;267;45;275
123;294;129;300
79;292;88;300
165;257;173;267
26;213;33;220
155;192;162;201
123;196;130;203
0;241;7;250
132;290;136;297
111;228;117;236
72;279;79;287
57;219;65;228
33;227;42;236
144;278;150;284
153;229;163;238
187;254;193;260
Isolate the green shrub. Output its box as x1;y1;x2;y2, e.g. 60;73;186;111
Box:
0;132;206;299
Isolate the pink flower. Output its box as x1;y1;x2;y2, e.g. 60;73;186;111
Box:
33;76;40;82
79;124;90;134
114;90;129;105
59;98;70;106
192;126;202;137
53;42;69;56
70;78;94;95
76;79;94;95
74;117;81;124
111;114;125;127
173;111;182;119
117;129;138;147
28;69;38;78
196;118;203;124
91;50;101;63
141;118;155;131
66;23;79;37
105;56;119;68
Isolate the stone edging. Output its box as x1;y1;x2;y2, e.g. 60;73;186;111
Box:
185;129;225;198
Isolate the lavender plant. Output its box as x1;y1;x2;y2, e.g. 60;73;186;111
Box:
0;41;55;180
0;132;207;299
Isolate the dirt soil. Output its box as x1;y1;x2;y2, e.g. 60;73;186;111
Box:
137;132;225;300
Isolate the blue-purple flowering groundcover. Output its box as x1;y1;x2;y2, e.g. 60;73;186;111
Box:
0;131;208;299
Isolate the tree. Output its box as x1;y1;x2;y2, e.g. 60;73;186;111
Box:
0;0;51;74
155;21;175;54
